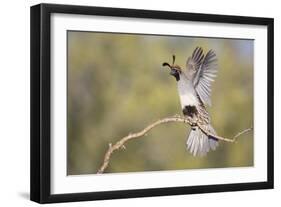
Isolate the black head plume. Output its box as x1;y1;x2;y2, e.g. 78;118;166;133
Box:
162;55;176;69
162;62;171;68
162;55;181;81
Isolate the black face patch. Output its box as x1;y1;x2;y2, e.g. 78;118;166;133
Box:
170;69;180;81
182;105;198;117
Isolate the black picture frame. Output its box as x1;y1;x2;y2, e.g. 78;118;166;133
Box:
30;3;274;204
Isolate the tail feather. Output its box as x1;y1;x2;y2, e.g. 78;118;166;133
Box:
186;124;218;156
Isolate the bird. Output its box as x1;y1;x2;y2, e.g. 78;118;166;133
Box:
162;47;219;156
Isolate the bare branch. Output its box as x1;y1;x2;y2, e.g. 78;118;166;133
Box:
97;115;252;174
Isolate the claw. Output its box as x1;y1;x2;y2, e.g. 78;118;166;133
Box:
191;122;197;127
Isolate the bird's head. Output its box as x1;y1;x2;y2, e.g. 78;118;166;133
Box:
162;55;182;81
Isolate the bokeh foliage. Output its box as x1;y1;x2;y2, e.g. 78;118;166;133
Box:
67;31;253;175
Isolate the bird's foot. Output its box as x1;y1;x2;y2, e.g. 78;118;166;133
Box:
191;122;197;127
189;118;198;127
191;122;197;130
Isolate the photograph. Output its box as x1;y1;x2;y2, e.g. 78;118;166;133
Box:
30;3;273;203
67;31;254;175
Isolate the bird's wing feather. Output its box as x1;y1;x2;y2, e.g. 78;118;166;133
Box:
185;47;205;78
193;49;218;106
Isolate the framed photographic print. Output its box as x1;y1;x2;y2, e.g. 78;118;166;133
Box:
30;3;274;203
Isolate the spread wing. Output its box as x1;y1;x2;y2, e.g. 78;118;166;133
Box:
185;47;205;77
193;49;218;106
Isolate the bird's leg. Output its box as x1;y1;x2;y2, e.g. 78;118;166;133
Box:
182;106;199;129
190;116;198;130
185;116;196;130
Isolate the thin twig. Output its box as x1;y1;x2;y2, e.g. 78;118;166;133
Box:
97;115;252;174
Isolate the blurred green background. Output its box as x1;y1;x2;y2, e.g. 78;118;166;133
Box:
67;31;253;175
